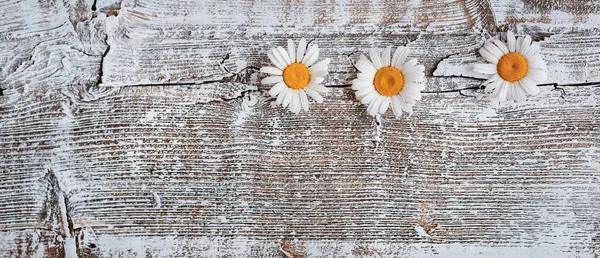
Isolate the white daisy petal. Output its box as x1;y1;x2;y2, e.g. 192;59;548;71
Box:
378;96;391;114
484;75;502;93
402;58;418;71
520;77;541;96
357;72;374;81
507;31;516;52
473;63;497;74
276;88;287;105
309;58;330;74
289;91;301;114
360;90;379;105
304;87;323;103
268;81;287;97
518;35;532;54
352;78;372;91
311;77;325;85
260;66;283;75
515;37;524;53
381;46;392;67
513;82;526;102
369;48;384;69
355;86;376;99
523;42;540;57
497;81;510;102
392;46;409;69
483;41;504;61
355;54;378;75
399;99;413;115
400;91;418;104
296;38;307;62
479;47;500;64
493;39;509;54
288;39;296;62
526;68;548;82
276;46;292;65
302;45;320;66
309;83;327;93
391;95;403;117
261;76;283;85
527;55;547;70
282;89;294;108
267;50;286;70
299;89;309;111
367;95;382;116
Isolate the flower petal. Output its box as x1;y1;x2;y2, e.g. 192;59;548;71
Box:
296;38;307;62
360;90;378;105
355;86;376;99
268;81;287;97
401;58;418;71
392;46;409;69
507;31;516;52
260;66;283;75
299;89;309;111
261;76;283;85
523;42;540;57
288;39;296;62
526;68;548;82
355;54;378;75
520;77;541;96
367;95;382;116
518;35;532;54
391;95;404;117
304;87;323;103
381;46;392;67
473;63;497;74
267;49;286;70
302;45;319;66
479;47;500;64
378;96;391;114
282;89;294;108
483;41;504;61
309;58;330;74
276;46;292;65
370;48;384;69
493;39;509;54
527;55;547;70
289;90;301;114
352;79;373;91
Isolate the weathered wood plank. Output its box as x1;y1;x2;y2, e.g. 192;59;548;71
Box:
42;85;600;256
1;0;600;257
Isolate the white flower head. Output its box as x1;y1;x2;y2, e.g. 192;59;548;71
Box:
473;31;548;102
260;38;330;114
352;46;426;118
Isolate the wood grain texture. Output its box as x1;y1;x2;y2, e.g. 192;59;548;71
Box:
1;0;600;257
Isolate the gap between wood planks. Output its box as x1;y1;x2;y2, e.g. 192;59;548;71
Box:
97;64;600;99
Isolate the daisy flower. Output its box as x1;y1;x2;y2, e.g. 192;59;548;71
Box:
352;46;425;117
260;38;330;114
473;31;548;102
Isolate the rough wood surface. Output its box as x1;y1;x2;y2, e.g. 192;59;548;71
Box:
1;0;599;257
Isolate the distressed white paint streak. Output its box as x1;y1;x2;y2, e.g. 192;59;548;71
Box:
2;0;600;256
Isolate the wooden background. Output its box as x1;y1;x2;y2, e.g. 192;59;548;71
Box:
1;0;599;257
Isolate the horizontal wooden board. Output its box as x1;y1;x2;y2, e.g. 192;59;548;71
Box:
2;0;600;256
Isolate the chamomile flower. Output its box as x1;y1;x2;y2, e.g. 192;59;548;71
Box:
473;31;548;102
260;38;330;114
352;46;425;117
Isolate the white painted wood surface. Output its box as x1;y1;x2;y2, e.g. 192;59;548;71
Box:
1;0;599;257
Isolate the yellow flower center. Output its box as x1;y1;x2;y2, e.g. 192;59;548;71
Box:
282;62;311;90
373;66;404;96
497;52;529;82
